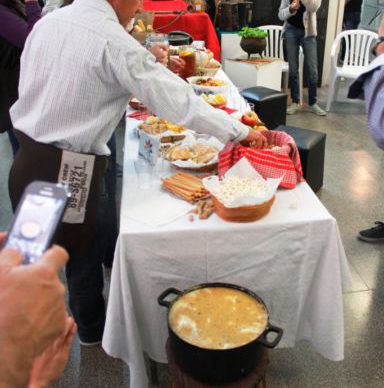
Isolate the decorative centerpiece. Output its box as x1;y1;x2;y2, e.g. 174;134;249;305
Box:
238;27;268;59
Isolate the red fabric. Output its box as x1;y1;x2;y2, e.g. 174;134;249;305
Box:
152;12;221;61
222;107;237;114
127;111;152;121
143;1;187;11
218;131;304;189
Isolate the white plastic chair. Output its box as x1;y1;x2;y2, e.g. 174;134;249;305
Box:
326;29;378;111
260;25;304;105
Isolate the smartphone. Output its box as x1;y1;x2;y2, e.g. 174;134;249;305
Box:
4;181;69;264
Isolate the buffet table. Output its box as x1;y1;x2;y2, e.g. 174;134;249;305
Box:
102;76;352;388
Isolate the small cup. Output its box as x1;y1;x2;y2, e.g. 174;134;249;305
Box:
154;158;171;179
134;158;154;189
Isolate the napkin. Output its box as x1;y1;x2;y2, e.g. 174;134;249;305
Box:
125;189;193;227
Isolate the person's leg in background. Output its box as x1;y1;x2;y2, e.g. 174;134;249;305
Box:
7;128;19;157
302;35;326;116
284;25;302;115
344;11;361;30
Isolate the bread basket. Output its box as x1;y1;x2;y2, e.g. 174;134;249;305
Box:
211;195;275;223
196;60;222;77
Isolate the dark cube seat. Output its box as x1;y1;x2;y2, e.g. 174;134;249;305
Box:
276;125;326;192
240;86;287;129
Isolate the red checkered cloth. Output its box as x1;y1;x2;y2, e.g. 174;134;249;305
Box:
127;111;152;121
222;107;237;114
218;131;304;189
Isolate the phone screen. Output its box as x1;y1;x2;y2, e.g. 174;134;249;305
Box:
6;191;67;264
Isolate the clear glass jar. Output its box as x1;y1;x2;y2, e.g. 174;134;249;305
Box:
146;33;169;50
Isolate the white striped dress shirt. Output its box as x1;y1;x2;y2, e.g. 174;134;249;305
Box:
11;0;248;155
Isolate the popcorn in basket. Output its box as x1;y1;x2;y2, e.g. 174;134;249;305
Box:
218;130;304;189
203;158;281;222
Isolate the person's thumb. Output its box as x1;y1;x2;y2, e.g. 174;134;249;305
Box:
0;247;23;267
39;245;68;272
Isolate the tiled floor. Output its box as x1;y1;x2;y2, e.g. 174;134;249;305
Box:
1;82;384;387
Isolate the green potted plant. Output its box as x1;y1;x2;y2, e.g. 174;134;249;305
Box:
238;27;268;59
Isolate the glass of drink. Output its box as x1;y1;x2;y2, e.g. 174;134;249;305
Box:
146;33;169;66
178;46;196;79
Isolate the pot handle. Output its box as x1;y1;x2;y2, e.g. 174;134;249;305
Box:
168;30;193;44
257;324;283;348
158;288;182;308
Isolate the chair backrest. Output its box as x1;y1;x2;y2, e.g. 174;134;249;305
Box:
331;29;378;68
259;25;284;59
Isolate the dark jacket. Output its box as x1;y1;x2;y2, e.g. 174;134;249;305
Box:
0;2;41;131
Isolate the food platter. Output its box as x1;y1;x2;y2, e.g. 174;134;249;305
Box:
165;135;223;172
187;76;228;96
138;116;187;143
201;93;227;109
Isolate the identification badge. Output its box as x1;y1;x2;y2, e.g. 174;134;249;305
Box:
138;132;160;166
58;150;95;224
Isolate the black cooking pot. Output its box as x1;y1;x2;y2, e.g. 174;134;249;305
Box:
168;30;193;46
240;36;267;59
158;282;283;384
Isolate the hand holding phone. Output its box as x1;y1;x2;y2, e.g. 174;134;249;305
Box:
4;181;69;264
290;0;300;12
0;244;69;387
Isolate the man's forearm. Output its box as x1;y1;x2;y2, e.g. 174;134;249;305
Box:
301;0;321;13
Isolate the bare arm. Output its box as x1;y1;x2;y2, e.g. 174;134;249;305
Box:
301;0;321;13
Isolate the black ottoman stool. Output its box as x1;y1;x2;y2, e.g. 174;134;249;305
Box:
276;125;326;192
240;86;287;129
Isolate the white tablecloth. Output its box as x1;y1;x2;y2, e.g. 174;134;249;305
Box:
102;82;352;388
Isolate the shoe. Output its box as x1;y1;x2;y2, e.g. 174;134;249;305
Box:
308;103;327;116
358;221;384;242
286;103;300;115
79;339;102;347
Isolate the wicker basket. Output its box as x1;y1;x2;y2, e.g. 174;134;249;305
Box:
212;195;275;223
